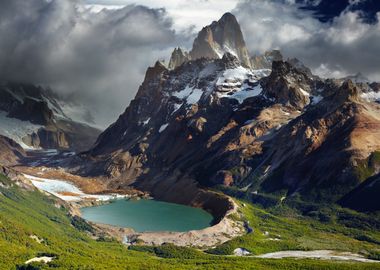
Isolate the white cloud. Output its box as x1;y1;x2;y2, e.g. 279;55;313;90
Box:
84;0;240;32
326;12;370;44
233;0;320;53
233;1;380;81
0;0;179;127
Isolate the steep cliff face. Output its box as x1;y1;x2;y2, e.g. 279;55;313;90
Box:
82;13;380;211
190;13;251;68
0;82;101;152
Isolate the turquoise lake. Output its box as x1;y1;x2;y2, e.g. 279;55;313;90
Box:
81;199;214;232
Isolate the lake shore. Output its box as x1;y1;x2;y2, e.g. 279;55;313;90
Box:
127;197;244;247
84;197;244;248
17;166;245;248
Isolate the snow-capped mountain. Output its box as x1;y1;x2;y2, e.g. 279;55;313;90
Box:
79;12;380;212
0;82;101;152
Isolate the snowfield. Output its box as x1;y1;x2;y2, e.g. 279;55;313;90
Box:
168;65;271;110
233;248;251;256
216;66;268;104
172;86;203;105
0;111;42;149
24;174;127;202
216;66;252;85
222;84;263;104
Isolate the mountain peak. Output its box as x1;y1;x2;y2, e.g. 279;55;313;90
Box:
218;12;238;24
262;60;313;109
190;13;251;68
168;47;190;70
332;79;361;104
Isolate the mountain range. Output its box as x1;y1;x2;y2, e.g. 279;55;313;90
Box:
0;10;380;269
67;12;380;212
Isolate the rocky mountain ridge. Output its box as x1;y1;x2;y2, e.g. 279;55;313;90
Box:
80;13;380;211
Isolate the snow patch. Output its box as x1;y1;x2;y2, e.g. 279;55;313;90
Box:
215;66;269;104
311;95;323;105
25;256;54;265
139;118;150;126
233;248;251;256
251;69;272;79
159;123;169;133
219;84;263;104
24;174;127;202
186;88;203;104
172;86;203;105
29;235;44;244
217;66;252;85
172;86;193;99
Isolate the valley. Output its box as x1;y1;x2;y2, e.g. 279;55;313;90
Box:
0;7;380;270
1;170;380;269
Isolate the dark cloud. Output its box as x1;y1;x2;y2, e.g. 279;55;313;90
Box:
0;0;183;127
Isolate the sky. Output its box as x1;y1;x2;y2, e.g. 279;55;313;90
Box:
0;0;379;128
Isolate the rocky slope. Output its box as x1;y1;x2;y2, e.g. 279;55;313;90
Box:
0;82;101;152
81;13;380;211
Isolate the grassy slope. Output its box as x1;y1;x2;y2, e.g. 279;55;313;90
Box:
207;200;380;257
0;174;380;270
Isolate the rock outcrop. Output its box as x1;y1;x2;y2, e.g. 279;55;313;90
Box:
261;61;313;109
168;47;190;70
190;13;251;68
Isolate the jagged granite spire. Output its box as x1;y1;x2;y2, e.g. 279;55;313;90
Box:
168;47;190;70
190;12;251;68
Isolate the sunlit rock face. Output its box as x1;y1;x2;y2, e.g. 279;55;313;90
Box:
190;12;251;68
